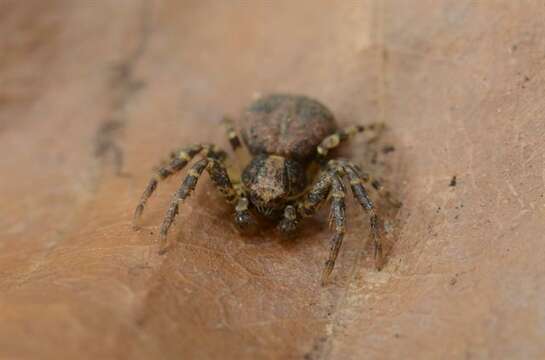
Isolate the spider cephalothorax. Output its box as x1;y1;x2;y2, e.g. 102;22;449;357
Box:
241;154;306;217
133;94;400;284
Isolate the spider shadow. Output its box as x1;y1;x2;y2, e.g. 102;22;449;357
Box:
360;132;407;270
234;213;327;249
277;217;328;251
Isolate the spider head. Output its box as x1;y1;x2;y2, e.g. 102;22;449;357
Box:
242;155;306;217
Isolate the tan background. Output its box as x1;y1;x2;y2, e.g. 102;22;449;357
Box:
1;1;544;359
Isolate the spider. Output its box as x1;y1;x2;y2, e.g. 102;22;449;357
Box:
133;94;400;284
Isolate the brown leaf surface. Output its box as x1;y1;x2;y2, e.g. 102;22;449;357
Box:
1;1;544;359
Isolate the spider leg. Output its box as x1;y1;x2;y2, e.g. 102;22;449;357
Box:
159;158;208;252
356;167;402;208
221;116;250;166
158;153;239;253
297;169;334;217
133;144;206;227
234;196;258;233
316;123;384;160
206;157;238;204
322;175;346;284
278;205;299;235
340;162;384;269
289;168;348;284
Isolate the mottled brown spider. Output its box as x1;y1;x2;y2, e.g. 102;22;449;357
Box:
133;94;400;284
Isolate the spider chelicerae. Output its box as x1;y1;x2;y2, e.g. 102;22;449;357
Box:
133;94;400;284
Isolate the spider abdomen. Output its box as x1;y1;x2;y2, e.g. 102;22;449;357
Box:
241;94;337;160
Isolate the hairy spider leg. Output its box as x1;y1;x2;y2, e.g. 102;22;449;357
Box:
278;168;348;284
295;168;348;284
350;164;402;208
221;116;251;170
316;122;385;161
277;168;333;237
277;205;298;234
158;156;238;253
339;161;383;269
297;169;334;218
322;175;346;284
133;144;208;227
284;158;387;282
234;196;258;233
315;123;399;207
